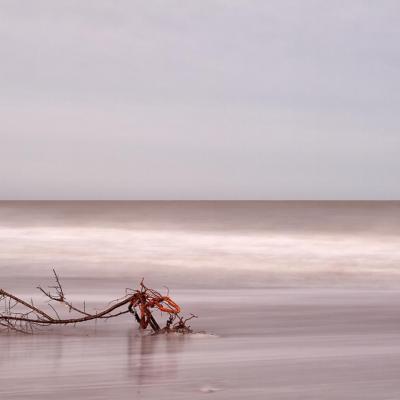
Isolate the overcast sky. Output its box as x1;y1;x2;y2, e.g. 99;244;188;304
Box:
1;0;399;199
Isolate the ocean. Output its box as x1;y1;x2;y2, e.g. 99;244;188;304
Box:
1;201;400;399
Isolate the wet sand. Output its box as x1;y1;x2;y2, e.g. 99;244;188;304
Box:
2;281;400;399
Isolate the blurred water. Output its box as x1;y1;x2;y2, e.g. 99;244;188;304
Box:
1;201;400;399
0;201;400;286
1;282;400;399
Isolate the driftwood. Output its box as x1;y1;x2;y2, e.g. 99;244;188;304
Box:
0;270;196;334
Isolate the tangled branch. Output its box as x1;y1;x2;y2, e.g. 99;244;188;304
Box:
0;270;196;334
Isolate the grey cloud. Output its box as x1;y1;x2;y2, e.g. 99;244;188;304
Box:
1;1;399;199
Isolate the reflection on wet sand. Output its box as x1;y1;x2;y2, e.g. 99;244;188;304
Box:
2;285;400;399
127;332;186;387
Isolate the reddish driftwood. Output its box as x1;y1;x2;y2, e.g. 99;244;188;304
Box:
0;270;196;334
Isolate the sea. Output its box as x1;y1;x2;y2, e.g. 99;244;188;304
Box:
1;201;400;399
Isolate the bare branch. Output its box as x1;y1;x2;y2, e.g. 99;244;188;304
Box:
0;272;197;335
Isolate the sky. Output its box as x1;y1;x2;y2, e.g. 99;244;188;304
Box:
1;0;399;199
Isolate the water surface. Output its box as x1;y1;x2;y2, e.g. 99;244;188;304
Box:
1;201;400;399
